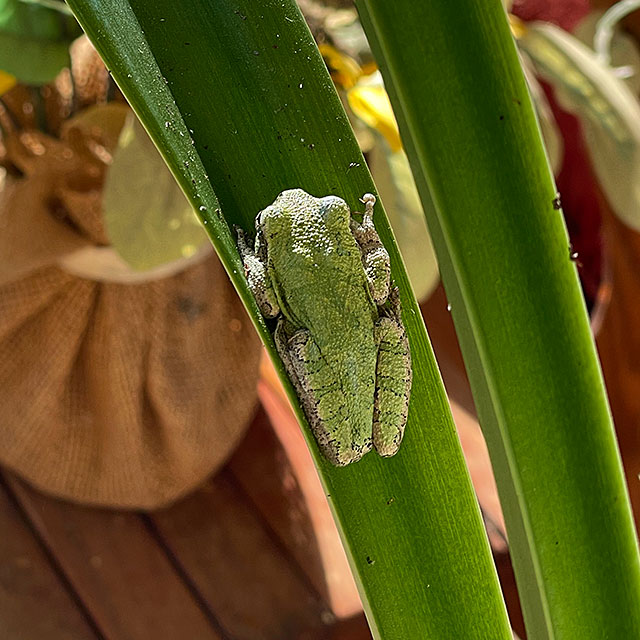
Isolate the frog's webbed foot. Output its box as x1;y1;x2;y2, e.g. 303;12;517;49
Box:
274;320;371;466
350;194;391;305
373;308;412;457
235;225;280;318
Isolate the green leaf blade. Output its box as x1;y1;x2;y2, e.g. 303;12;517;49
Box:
67;1;513;637
357;1;640;637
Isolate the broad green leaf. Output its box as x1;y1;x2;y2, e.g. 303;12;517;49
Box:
357;0;640;637
66;1;512;638
104;108;207;271
0;0;81;83
519;20;640;232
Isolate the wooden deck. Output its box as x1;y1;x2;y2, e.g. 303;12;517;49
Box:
0;407;371;640
0;288;524;639
0;407;522;640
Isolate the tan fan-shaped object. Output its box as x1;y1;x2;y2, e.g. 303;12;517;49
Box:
0;37;261;509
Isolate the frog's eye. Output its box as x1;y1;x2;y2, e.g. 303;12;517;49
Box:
256;206;275;230
322;196;350;225
256;205;286;238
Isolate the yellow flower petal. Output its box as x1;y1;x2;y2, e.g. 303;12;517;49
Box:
347;81;402;152
0;70;17;95
319;43;362;90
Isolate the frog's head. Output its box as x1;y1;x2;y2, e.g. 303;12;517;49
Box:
257;189;351;240
319;195;350;228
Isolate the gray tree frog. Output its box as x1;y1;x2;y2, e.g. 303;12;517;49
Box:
236;189;411;466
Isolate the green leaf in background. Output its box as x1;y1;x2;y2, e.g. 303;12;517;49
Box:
349;71;439;302
367;134;439;302
357;0;640;637
66;0;513;638
0;0;82;83
104;106;207;271
519;18;640;233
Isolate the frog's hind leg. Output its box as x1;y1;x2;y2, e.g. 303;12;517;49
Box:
373;291;412;457
274;321;372;466
350;194;391;305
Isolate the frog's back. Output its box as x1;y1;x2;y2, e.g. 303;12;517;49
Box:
262;191;379;462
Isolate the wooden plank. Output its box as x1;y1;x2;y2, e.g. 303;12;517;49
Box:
229;403;325;590
595;197;640;530
6;473;221;640
325;614;373;640
229;399;362;619
0;480;98;640
151;469;331;640
494;550;525;640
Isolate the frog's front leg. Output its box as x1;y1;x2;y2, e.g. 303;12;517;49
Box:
235;225;280;318
274;319;372;466
373;288;412;457
350;193;391;305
